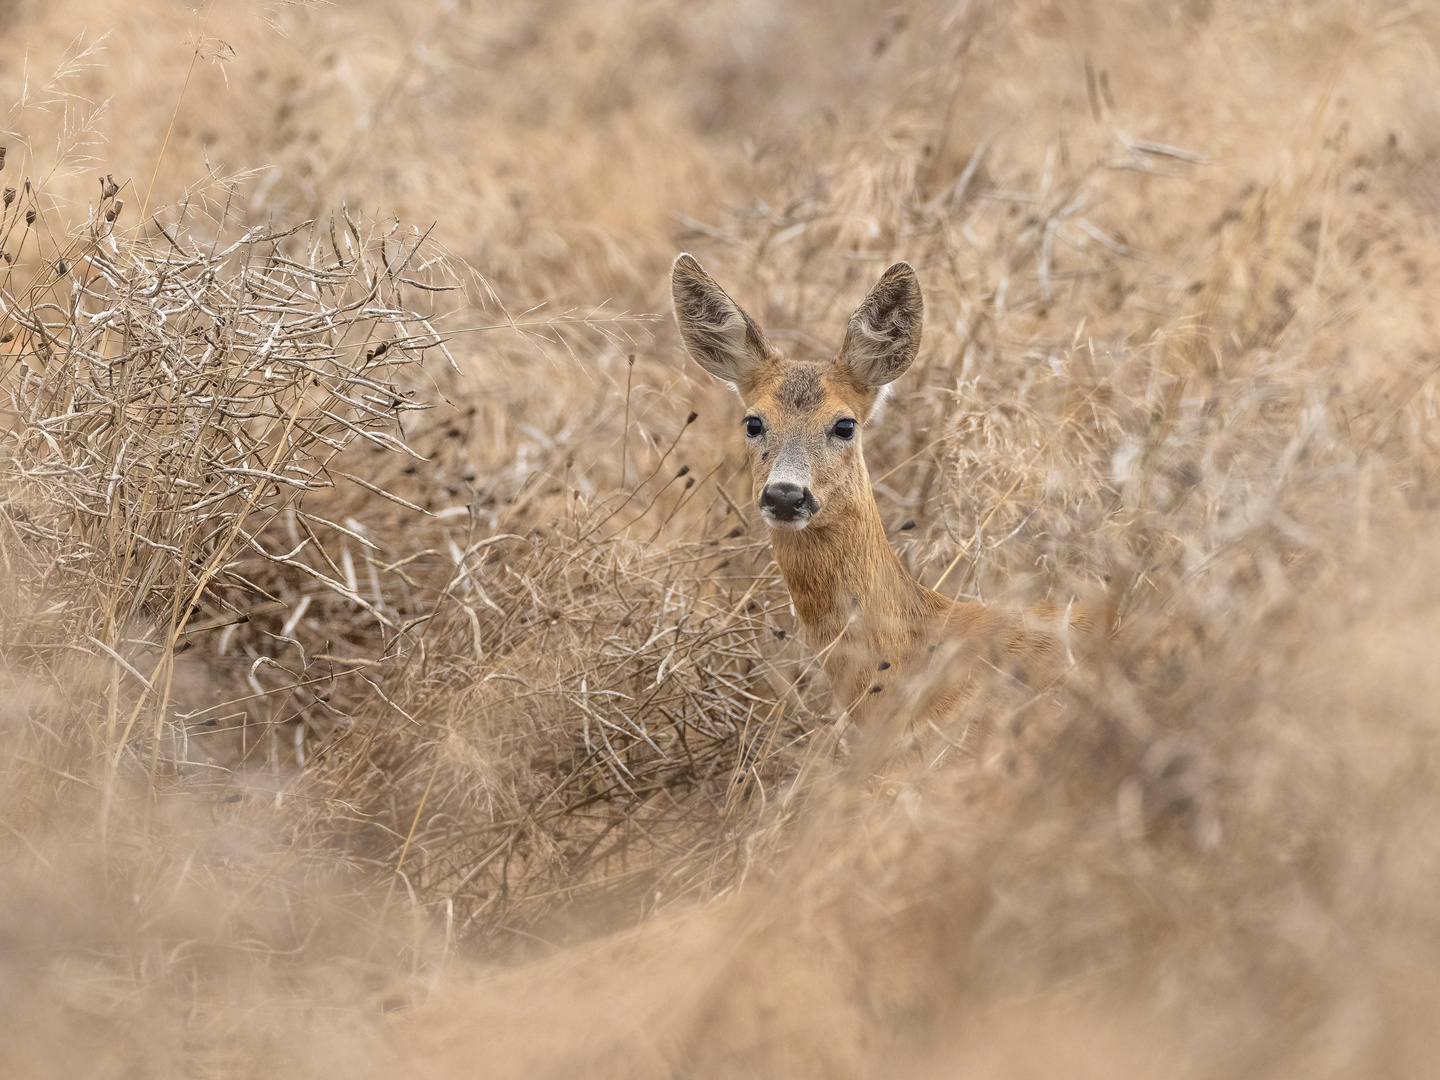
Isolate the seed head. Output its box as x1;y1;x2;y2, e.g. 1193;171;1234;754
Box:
2;188;12;208
685;411;698;424
24;208;35;226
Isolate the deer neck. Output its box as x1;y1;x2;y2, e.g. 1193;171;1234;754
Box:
768;488;938;698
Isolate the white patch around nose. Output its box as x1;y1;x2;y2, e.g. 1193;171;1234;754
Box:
760;446;814;530
765;458;810;492
763;442;811;494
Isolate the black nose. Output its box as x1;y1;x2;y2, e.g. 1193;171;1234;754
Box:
760;482;814;520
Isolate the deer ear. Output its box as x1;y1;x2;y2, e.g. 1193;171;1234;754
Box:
838;262;923;387
671;254;772;388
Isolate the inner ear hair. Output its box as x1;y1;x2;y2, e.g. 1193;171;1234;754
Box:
839;261;923;388
671;254;772;388
865;381;894;422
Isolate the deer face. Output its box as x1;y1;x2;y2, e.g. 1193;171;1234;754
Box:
671;256;923;531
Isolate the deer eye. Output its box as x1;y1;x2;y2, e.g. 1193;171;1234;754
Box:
833;418;856;440
744;416;765;438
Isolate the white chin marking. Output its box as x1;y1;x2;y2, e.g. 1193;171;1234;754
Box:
762;512;810;532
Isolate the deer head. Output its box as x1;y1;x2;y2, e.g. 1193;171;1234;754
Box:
671;254;923;532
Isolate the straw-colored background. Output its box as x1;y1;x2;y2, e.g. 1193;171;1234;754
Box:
3;1;1440;1075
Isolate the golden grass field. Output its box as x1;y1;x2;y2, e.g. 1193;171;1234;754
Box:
4;0;1440;1075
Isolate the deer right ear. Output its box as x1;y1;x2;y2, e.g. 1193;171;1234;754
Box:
671;254;772;388
838;262;923;388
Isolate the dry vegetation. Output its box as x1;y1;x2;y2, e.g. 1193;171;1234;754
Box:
3;0;1440;1075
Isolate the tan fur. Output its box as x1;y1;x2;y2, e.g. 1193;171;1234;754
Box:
672;255;1094;725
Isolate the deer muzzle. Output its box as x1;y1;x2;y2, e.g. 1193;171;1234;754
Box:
759;481;819;528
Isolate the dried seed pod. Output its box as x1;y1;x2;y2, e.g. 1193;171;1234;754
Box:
2;188;13;207
0;146;6;172
55;259;68;276
24;208;35;226
105;199;123;223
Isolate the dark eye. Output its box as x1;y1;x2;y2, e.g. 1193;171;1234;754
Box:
833;418;856;440
744;416;764;438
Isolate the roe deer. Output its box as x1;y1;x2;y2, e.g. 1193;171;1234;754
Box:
671;254;1097;726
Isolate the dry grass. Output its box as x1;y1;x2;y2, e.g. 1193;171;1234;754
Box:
3;0;1440;1075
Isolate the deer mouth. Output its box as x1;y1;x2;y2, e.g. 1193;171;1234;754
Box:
761;506;812;530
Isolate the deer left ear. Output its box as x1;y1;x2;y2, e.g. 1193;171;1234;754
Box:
838;262;923;387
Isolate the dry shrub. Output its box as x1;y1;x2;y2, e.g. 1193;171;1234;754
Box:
0;161;459;764
3;1;1440;1077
